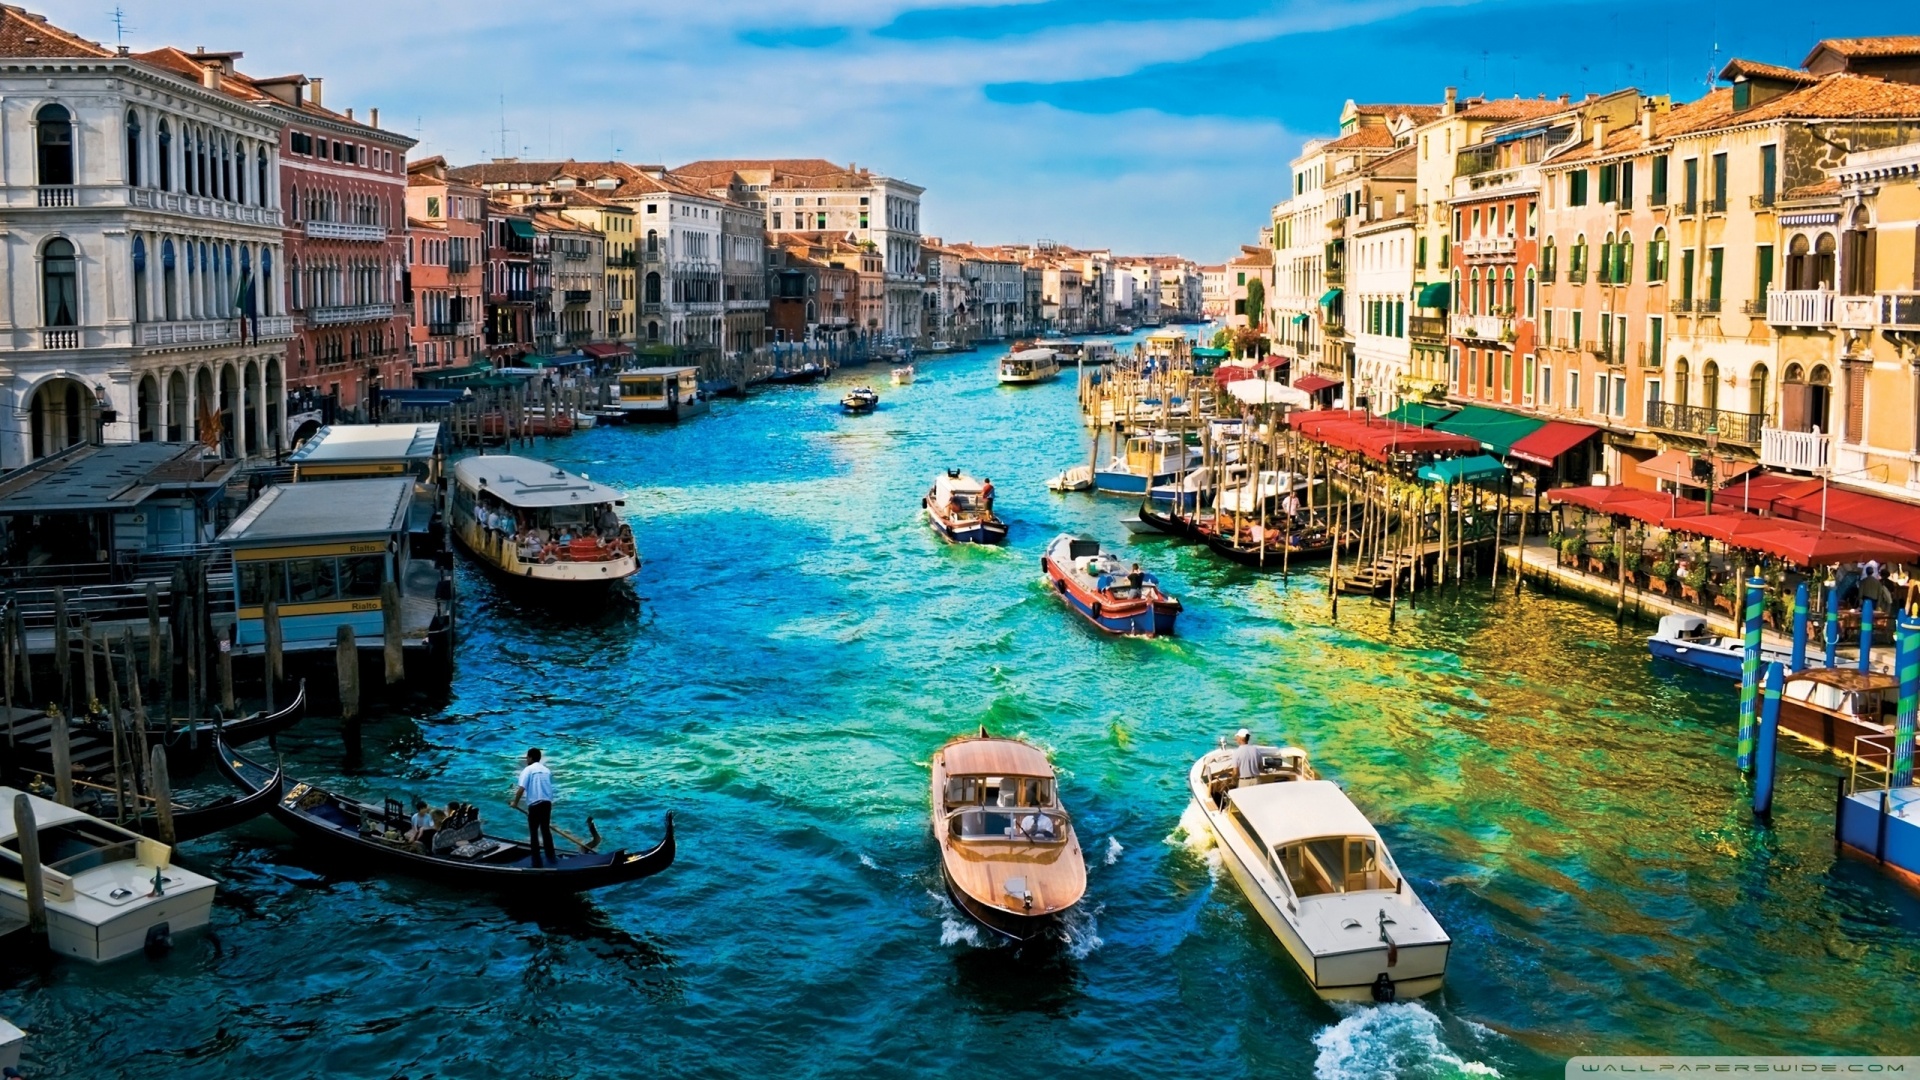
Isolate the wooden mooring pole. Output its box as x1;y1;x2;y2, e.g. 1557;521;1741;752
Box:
382;580;405;685
48;707;73;806
54;587;71;709
13;793;46;936
148;744;175;846
337;625;361;723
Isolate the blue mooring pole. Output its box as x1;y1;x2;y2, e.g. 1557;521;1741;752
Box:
1895;612;1920;790
1859;598;1877;674
1790;581;1809;672
1753;661;1784;819
1738;576;1765;773
1825;581;1841;668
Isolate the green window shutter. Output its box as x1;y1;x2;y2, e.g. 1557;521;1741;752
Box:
1709;247;1724;301
1712;153;1728;208
1651;157;1668;205
1756;245;1774;297
1620;160;1635;208
1760;145;1777;204
1618;240;1633;284
1683;158;1698;211
1681;248;1695;302
1649;317;1663;365
1417;236;1427;267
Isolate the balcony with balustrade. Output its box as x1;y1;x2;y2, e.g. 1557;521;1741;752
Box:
306;303;396;327
1645;400;1764;446
1409;315;1448;342
304;221;388;243
1759;428;1833;474
140;316;293;346
1459;236;1518;260
563;289;593;306
1450;313;1511;342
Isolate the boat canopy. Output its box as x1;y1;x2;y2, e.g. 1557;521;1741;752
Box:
219;479;411;546
943;738;1055;779
289;424;441;472
1227;780;1377;847
1009;348;1058;362
454;456;625;509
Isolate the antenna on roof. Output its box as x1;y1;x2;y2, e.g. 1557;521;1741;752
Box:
107;5;131;44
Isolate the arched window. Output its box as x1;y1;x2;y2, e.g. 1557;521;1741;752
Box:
1701;359;1720;412
1571;233;1587;276
1844;206;1873;294
257;148;268;207
197;129;210;196
645;271;662;304
1501;267;1515;313
132;236;148;323
1617;231;1633;285
1750;363;1769;419
1674;357;1691;408
1525;267;1537;318
162;238;178;320
1542;236;1556;278
36;103;74;186
1603;231;1615;283
1814;233;1837;289
220;136;233;201
126;110;142;186
1647;227;1667;281
157;120;172;191
42;238;78;326
262;248;273;316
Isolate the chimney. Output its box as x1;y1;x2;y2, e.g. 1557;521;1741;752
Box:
201;64;220;92
1639;99;1655;139
370;107;379;130
310;77;324;108
1558;94;1569;105
1443;86;1458;116
1592;114;1606;150
346;107;354;122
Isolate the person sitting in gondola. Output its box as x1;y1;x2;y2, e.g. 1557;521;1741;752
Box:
405;799;436;851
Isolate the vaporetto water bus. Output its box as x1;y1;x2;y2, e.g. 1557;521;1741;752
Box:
999;347;1061;385
451;455;638;590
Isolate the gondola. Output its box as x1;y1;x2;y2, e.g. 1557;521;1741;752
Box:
70;763;286;842
1137;501;1206;541
74;680;309;767
214;738;675;892
1199;523;1343;569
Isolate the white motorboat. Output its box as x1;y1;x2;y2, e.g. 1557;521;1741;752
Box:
0;787;217;964
1216;471;1305;516
1047;465;1094;492
1186;748;1450;1002
1647;613;1797;680
999;348;1061;385
0;1014;19;1072
891;365;916;385
571;410;599;430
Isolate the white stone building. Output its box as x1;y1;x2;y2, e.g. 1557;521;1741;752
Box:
0;11;294;470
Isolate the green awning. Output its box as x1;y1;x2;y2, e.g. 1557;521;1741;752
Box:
1192;347;1230;358
1291;313;1309;327
1416;282;1450;309
508;219;537;239
1384;401;1459;428
1317;288;1342;308
1431;404;1547;456
1418;454;1508;485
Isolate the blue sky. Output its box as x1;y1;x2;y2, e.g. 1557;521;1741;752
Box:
42;1;1913;260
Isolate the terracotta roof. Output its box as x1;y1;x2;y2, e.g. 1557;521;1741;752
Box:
1806;36;1920;61
1351;103;1442;123
1325;126;1398;150
674;158;860;179
1362;143;1417;176
1230;247;1273;267
0;6;110;57
1458;97;1569;122
1718;58;1819;85
1783;179;1841;199
531;210;597;235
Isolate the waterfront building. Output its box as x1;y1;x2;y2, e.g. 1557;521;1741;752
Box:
1347;173;1415;413
556;192;637;346
537;210;604;353
1115;259;1164;325
404;157;485;375
671;159;925;342
921;239;976;344
951;244;1027;340
0;12;294;468
479;201;543;362
1201;264;1231;321
768;239;859;343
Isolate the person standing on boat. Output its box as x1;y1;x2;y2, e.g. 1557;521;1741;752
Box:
980;477;995;513
511;749;559;867
1232;729;1261;782
1281;490;1301;523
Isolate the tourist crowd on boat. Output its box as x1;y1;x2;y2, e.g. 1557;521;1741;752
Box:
473;496;636;564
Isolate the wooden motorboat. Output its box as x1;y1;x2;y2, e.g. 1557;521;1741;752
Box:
998;348;1061;385
1647;614;1797;680
891;365;916;385
214;739;675;892
1186;746;1450;1002
0;786;217;963
451;456;640;591
1778;668;1898;766
931;730;1086;941
841;386;880;414
926;471;1008;544
1094;431;1202;495
1041;534;1181;637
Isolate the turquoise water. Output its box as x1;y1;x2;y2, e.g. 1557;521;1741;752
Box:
6;343;1920;1079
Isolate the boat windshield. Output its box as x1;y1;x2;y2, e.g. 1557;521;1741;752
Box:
945;775;1067;842
3;821;135;878
1275;835;1395;897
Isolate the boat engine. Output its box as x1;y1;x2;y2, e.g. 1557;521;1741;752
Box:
144;922;173;957
1370;972;1395;1003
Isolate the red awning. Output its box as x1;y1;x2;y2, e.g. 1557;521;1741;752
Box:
1640;448;1758;488
1663;512;1786;546
1770;483;1920;550
1549;486;1696;521
1293;374;1341;394
1508;421;1602;467
1256;355;1287;370
1742;526;1920;567
1215;365;1255;386
1301;416;1481;462
581;343;633;359
1724;470;1825;513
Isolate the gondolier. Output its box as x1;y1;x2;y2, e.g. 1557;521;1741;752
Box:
512;748;559;867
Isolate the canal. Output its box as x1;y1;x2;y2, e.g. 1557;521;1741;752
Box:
6;343;1920;1079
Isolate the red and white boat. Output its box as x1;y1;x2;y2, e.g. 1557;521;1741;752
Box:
1041;534;1180;637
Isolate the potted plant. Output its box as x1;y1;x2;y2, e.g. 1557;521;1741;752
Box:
1622;547;1644;586
1560;534;1585;566
1587;540;1611;576
1650;558;1677;595
1682;562;1710;605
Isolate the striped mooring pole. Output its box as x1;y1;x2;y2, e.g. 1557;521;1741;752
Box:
1737;575;1765;773
1753;660;1785;819
1825;581;1841;669
1896;611;1920;790
1859;598;1877;675
1789;581;1809;672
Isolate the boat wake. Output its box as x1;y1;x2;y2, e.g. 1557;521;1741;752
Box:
858;853;885;873
1311;1002;1502;1080
1165;803;1223;880
1104;835;1124;865
929;890;984;948
1058;903;1103;959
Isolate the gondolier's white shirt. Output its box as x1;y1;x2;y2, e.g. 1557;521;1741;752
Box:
518;762;555;805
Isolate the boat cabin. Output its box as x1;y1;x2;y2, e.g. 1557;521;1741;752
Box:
287;424;445;544
1034;339;1082;359
1001;348;1060;378
618;368;701;413
1083;342;1116;364
219;478;424;655
1197;744;1313;809
1120;432;1190;475
1783;668;1896;722
1227;780;1398;897
939;740;1069;843
1145;330;1187;361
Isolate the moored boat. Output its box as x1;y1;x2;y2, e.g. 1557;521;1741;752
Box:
1647;614;1797;680
1199;518;1344;568
214;739;675;892
617;367;709;423
451;456;639;591
841;386;880;414
1046;465;1094;492
1186;743;1450;1002
931;730;1086;941
1778;668;1897;766
1041;534;1180;637
1094;431;1202;495
925;470;1007;545
0;786;218;963
998;348;1061;385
